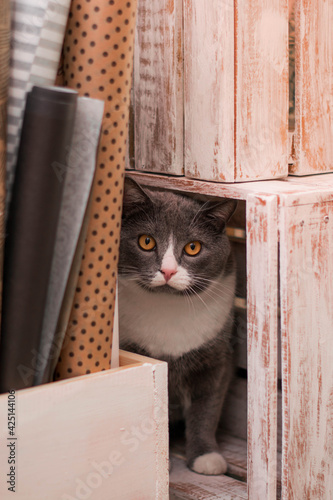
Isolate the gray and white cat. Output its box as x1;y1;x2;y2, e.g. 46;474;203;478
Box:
118;177;237;475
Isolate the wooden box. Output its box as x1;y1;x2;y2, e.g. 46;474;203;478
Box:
132;0;289;182
129;171;333;500
0;351;168;500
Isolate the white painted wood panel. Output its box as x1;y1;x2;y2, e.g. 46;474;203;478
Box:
134;0;183;174
290;0;333;175
184;0;234;181
128;171;333;206
247;194;278;500
235;0;288;181
0;352;168;500
184;0;288;182
280;200;333;498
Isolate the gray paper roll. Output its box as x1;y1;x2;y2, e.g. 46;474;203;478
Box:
35;96;104;385
6;0;72;210
0;85;78;392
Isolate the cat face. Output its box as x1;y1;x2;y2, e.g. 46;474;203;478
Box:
119;178;237;295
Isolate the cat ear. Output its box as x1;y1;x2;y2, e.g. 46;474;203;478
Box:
122;177;153;212
202;199;238;230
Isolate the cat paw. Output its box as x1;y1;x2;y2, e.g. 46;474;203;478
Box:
191;452;227;475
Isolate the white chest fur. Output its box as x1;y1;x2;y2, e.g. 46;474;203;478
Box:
118;271;236;358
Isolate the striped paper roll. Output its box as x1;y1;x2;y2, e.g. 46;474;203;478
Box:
6;0;72;208
55;0;137;380
35;96;104;386
0;86;77;392
0;0;10;317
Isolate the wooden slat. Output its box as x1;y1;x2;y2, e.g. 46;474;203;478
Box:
280;200;333;498
184;0;288;182
247;194;278;500
184;0;234;181
235;0;288;181
290;0;333;175
134;0;183;174
127;171;333;207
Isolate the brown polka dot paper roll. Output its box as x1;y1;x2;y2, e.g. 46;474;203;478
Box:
55;0;137;380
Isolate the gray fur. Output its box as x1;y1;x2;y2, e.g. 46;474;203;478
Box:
119;177;237;473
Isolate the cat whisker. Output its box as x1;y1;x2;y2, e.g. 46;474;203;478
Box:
194;277;236;295
187;285;213;314
192;285;225;306
185;289;197;317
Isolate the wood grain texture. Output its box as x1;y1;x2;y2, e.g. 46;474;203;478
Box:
184;0;234;181
235;0;288;181
134;0;183;174
184;0;288;182
0;353;168;500
128;171;333;206
170;456;247;499
280;200;333;499
247;195;278;500
290;0;333;175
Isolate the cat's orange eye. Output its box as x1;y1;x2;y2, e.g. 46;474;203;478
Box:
138;235;156;251
184;241;202;256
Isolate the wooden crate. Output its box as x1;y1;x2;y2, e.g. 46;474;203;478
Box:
0;351;168;500
133;0;183;175
128;171;333;499
133;0;289;182
289;0;333;175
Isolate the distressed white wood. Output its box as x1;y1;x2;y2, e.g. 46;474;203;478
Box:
246;194;278;500
170;456;247;500
235;0;288;181
128;171;333;207
184;0;234;181
290;0;333;175
134;0;183;174
0;352;168;500
280;200;333;499
184;0;288;182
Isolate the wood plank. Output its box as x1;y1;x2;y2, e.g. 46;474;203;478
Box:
153;360;170;499
235;0;288;181
119;349;165;367
134;0;183;174
184;0;288;182
280;200;333;498
127;171;333;207
246;194;278;499
0;359;168;499
290;0;333;175
184;0;234;182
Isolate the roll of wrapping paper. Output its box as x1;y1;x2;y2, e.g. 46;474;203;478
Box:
55;0;137;380
35;96;104;386
0;0;10;318
0;86;77;392
6;0;72;210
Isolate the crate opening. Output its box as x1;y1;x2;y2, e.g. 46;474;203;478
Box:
167;199;283;499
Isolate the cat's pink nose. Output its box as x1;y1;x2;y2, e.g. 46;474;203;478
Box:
161;269;177;283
